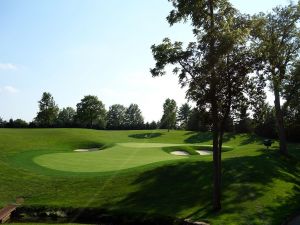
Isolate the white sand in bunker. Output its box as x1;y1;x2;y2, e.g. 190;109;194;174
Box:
196;150;212;155
74;148;99;152
170;151;190;156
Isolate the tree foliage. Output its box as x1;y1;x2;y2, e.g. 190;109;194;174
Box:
151;0;254;210
160;98;177;131
107;104;126;130
57;107;76;127
252;2;300;154
283;61;300;141
35;92;59;127
124;104;144;129
235;103;253;133
177;103;191;129
76;95;106;129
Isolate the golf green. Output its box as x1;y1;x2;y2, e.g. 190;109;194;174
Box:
33;143;193;172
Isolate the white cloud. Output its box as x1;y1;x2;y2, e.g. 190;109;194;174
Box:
0;63;18;71
0;86;19;94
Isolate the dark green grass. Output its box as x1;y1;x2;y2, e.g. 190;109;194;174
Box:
7;223;90;225
0;128;300;225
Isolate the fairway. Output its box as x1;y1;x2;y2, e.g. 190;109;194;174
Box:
33;143;192;173
1;129;300;225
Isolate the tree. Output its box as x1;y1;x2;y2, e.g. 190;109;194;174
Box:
12;119;28;128
107;104;126;129
0;117;5;128
57;107;76;127
283;61;300;141
235;103;253;133
76;95;106;129
149;121;158;129
160;98;177;131
252;3;300;155
177;103;191;129
124;104;144;129
187;108;211;131
254;103;277;139
151;0;253;210
35;92;59;127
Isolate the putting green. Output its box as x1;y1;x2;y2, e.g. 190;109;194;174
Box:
33;143;190;173
117;142;186;148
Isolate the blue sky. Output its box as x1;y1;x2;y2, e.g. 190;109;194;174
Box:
0;0;290;122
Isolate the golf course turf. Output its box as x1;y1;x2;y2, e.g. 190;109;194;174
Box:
1;128;300;225
33;143;191;173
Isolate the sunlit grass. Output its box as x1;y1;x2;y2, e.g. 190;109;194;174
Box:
0;128;299;225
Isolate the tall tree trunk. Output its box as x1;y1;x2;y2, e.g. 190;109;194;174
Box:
212;119;221;211
208;0;221;211
273;85;288;155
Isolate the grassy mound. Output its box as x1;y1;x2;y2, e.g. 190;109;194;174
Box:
0;129;300;225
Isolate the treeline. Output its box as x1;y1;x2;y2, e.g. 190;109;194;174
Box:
1;81;299;142
0;93;158;130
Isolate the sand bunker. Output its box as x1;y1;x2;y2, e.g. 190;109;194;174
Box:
196;150;212;155
74;148;99;152
170;151;190;156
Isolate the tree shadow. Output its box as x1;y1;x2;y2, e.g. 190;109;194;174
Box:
288;143;300;158
73;141;106;149
107;150;300;224
128;133;163;139
222;133;236;142
184;132;212;143
238;133;264;146
184;132;236;144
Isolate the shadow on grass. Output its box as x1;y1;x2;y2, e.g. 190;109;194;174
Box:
109;150;300;224
238;133;264;146
128;133;163;139
184;132;212;143
71;141;107;149
184;132;236;144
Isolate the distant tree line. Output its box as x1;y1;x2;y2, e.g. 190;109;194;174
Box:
1;88;299;142
0;93;159;130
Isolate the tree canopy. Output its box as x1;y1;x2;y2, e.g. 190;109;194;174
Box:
124;104;144;129
35;92;59;127
252;2;300;155
151;0;255;211
57;107;76;127
160;98;177;131
76;95;106;129
107;104;126;130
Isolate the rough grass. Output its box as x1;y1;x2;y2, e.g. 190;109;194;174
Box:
0;128;300;225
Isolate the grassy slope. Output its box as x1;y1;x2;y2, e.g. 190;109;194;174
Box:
0;128;300;225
